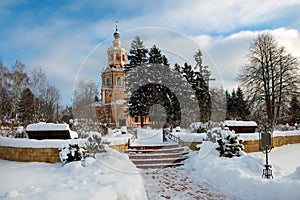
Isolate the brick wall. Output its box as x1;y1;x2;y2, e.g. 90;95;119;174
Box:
109;144;128;152
0;146;60;163
181;142;200;151
181;135;300;153
0;135;299;163
243;135;300;153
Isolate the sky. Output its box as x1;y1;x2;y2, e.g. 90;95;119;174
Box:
1;0;300;105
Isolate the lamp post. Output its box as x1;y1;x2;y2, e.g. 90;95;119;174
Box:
260;129;273;179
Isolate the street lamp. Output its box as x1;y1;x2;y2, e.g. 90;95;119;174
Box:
260;128;273;179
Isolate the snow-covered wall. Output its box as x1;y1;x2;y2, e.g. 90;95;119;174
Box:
0;137;86;148
240;130;300;152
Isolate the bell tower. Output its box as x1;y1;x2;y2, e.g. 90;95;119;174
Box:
98;21;127;127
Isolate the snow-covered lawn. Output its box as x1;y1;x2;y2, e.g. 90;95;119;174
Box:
0;128;299;200
0;149;147;200
187;142;300;200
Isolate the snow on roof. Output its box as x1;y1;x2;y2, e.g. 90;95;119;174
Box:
224;120;257;127
26;122;70;131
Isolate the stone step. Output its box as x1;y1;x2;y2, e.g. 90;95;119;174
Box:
131;156;188;165
135;162;184;169
128;151;188;159
125;146;186;154
125;143;189;169
129;144;179;150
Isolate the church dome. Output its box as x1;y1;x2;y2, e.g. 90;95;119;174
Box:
113;20;120;39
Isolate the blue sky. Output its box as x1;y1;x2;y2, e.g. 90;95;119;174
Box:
1;0;300;104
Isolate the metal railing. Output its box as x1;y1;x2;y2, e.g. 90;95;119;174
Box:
164;129;183;145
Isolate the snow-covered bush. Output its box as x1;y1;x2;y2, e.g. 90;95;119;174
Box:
71;118;106;138
215;129;245;158
59;143;87;164
190;122;205;133
85;133;108;153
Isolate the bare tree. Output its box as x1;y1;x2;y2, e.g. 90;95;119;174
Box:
0;61;12;122
43;83;61;122
10;60;29;121
73;80;98;120
30;67;46;122
238;33;300;128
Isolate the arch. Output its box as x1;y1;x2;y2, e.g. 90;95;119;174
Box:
129;83;181;126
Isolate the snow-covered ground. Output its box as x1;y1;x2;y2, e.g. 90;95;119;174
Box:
0;128;299;199
186;142;300;200
0;148;147;200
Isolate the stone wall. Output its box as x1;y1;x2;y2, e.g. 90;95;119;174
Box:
109;144;128;152
0;134;299;163
0;146;60;163
0;143;129;163
181;142;200;151
181;134;300;153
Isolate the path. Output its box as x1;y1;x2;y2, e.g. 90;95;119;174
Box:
142;166;236;200
135;129;237;199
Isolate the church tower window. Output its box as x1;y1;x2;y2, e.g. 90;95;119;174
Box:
106;77;111;86
116;77;122;87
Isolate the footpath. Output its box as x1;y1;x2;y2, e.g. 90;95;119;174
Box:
142;166;235;200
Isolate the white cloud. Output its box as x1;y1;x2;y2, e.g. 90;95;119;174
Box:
128;0;300;34
197;28;300;91
1;0;300;104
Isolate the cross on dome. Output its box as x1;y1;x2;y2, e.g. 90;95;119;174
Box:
114;20;120;39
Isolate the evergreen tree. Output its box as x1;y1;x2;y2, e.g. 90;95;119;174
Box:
226;87;250;120
216;129;245;158
148;45;163;64
18;88;34;124
180;60;211;122
127;35;148;69
236;87;250;120
289;95;300;124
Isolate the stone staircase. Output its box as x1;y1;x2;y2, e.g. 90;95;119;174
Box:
125;143;189;169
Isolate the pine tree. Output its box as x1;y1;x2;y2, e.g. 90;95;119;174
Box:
289;95;300;124
226;87;250;120
216;129;245;158
180;61;211;122
18;88;34;124
127;35;148;69
236;87;250;120
148;45;163;64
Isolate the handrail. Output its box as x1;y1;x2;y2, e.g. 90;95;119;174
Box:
163;129;183;145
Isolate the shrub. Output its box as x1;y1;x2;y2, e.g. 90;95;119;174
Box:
215;129;245;158
59;143;87;164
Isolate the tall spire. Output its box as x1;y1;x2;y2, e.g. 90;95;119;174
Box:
115;20;119;31
114;20;120;39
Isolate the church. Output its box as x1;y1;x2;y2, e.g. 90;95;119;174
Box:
95;22;150;127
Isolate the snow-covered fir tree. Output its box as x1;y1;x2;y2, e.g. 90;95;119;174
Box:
215;128;246;158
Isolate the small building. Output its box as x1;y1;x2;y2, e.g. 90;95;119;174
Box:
26;122;78;140
224;120;258;133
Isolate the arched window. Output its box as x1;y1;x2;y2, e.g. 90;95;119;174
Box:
116;77;122;87
106;77;111;86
